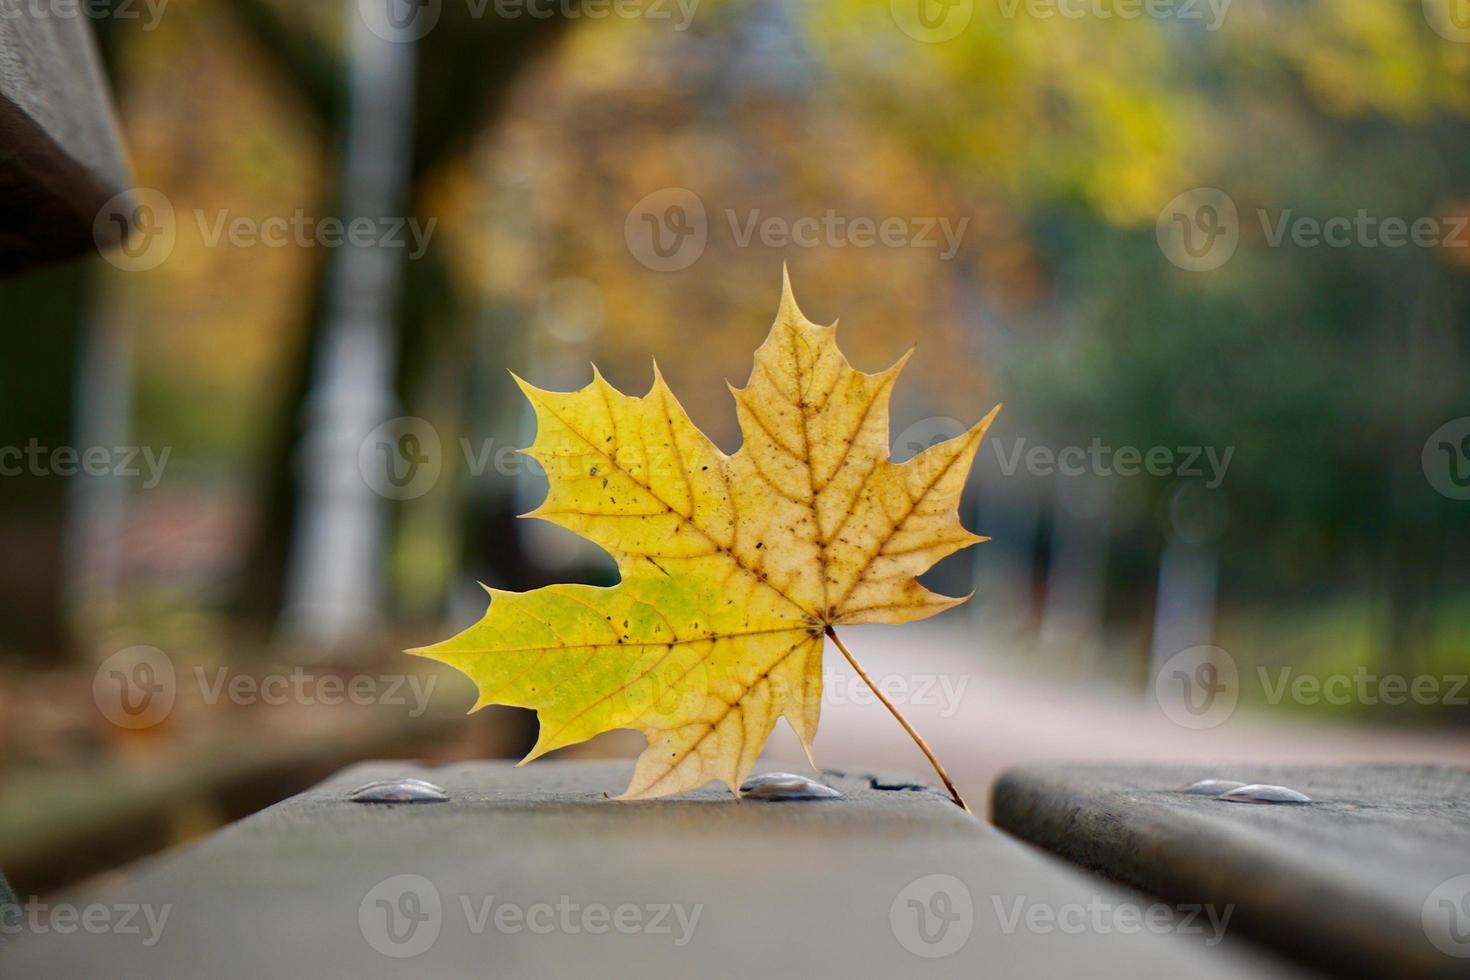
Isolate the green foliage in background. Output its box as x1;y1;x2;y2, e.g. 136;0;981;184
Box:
813;0;1470;664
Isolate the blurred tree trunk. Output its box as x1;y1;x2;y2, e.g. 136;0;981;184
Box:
1147;541;1219;671
0;12;131;663
1375;274;1451;698
276;4;419;644
224;0;569;633
62;306;135;640
0;264;93;660
1380;497;1436;704
1038;475;1112;667
969;479;1041;640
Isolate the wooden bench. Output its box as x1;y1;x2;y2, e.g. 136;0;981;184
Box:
993;763;1470;980
0;8;132;272
3;761;1304;977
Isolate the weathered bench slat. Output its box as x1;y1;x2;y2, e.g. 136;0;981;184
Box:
7;761;1299;978
0;11;131;272
992;763;1470;980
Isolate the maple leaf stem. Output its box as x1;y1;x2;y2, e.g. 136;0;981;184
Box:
824;626;971;813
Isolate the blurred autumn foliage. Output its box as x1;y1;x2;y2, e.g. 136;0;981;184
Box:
2;0;1470;895
112;2;1468;603
3;0;1470;803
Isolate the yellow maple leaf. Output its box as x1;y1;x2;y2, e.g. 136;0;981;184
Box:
412;271;1000;802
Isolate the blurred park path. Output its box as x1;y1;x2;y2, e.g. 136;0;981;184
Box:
762;623;1470;808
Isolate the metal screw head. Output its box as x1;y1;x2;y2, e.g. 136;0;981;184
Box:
739;772;842;801
1181;779;1247;796
349;778;449;804
1217;783;1312;805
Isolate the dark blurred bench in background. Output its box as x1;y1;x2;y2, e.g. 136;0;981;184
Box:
0;6;131;273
